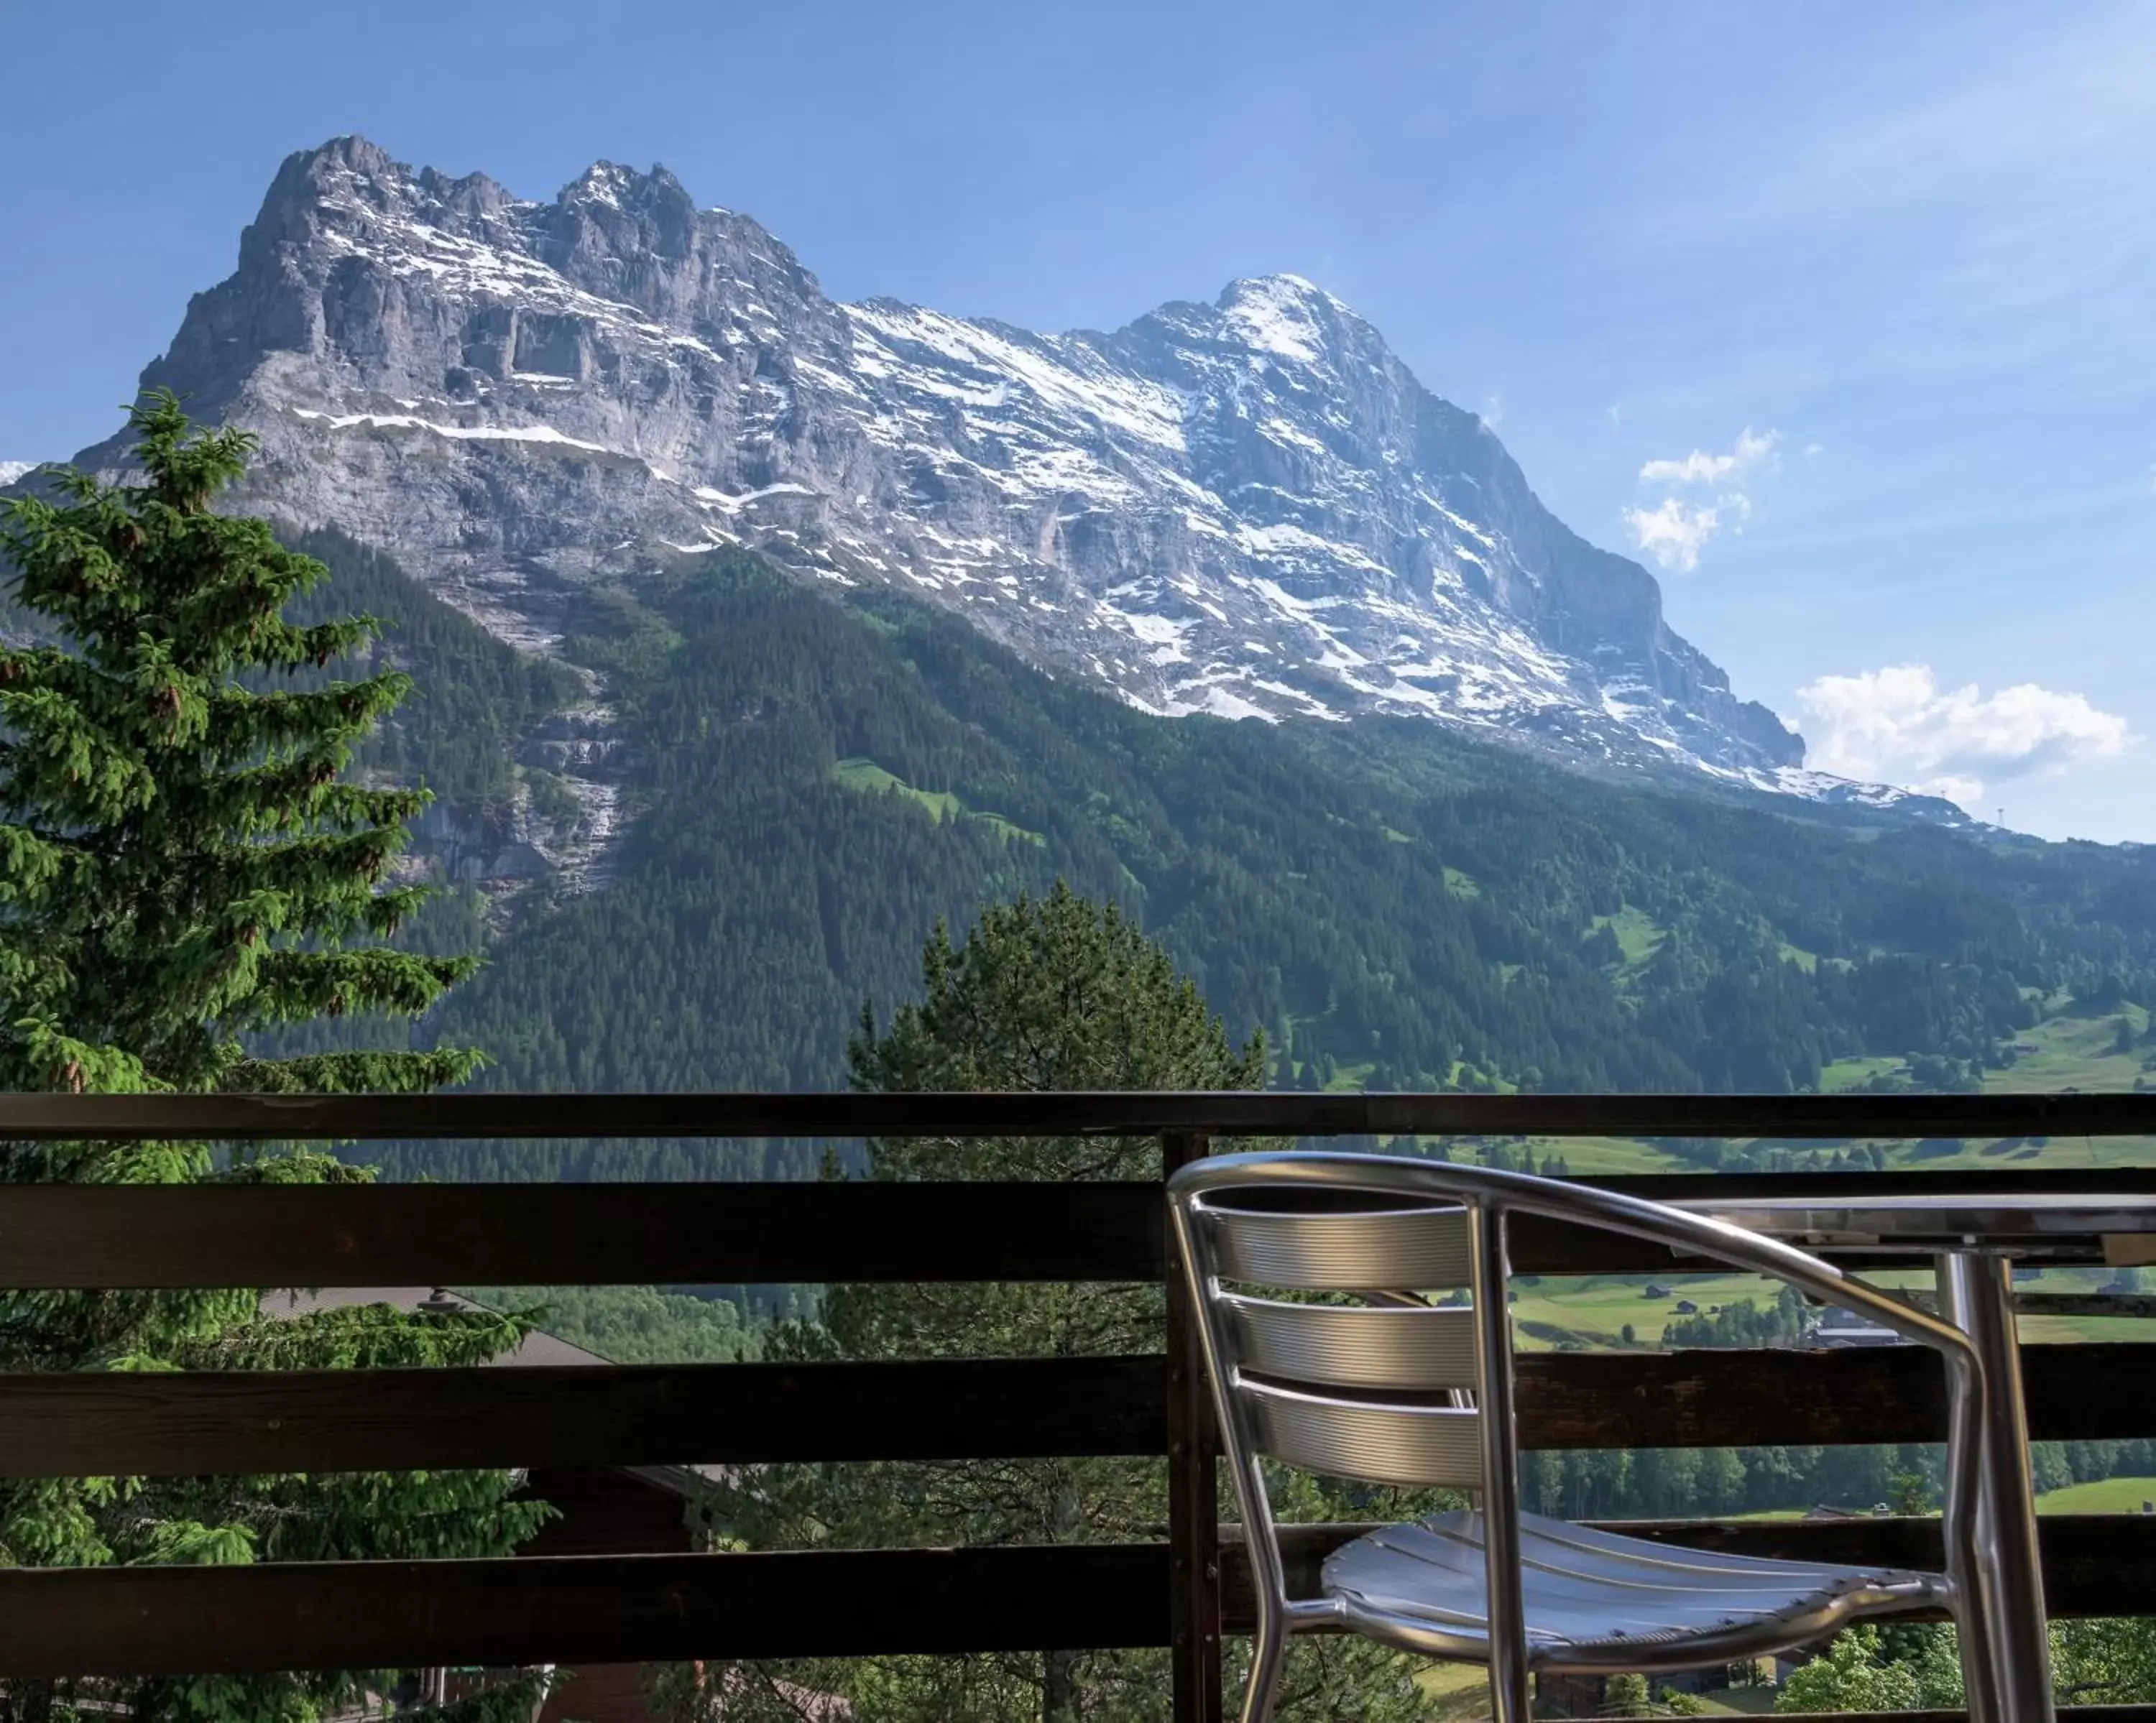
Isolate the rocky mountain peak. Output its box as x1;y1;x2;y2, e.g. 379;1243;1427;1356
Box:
266;135;512;244
1212;272;1359;364
78;135;1820;795
562;160;648;205
550;158;699;251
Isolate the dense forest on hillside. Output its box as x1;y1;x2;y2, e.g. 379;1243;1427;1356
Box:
258;532;2156;1182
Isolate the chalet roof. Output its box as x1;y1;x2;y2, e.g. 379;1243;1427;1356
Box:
260;1285;613;1368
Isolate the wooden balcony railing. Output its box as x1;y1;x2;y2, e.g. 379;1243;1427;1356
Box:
3;1091;2156;1721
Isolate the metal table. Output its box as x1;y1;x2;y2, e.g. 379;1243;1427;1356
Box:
1681;1191;2156;1723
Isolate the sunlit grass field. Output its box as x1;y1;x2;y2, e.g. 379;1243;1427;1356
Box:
1508;1264;2150;1351
2036;1476;2156;1514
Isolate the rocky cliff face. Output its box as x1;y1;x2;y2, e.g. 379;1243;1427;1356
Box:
74;135;1807;781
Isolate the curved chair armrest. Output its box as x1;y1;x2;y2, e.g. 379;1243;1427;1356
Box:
1171;1152;1980;1364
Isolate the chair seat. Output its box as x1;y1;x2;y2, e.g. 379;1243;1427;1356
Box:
1321;1510;1945;1669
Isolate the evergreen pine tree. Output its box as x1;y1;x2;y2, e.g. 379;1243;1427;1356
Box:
678;884;1442;1722
0;394;549;1722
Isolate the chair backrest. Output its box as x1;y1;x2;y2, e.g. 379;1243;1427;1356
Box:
1169;1155;1539;1719
1199;1195;1488;1489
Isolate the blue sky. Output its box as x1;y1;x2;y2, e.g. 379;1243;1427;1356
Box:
4;1;2150;839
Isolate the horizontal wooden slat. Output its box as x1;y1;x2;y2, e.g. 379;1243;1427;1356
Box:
10;1170;2156;1290
3;1344;2144;1479
1;1089;2153;1141
0;1543;1169;1677
1234;1514;2156;1628
0;1180;1164;1289
1516;1341;2156;1450
0;1356;1167;1477
1503;1211;1780;1273
4;1516;2150;1679
1514;1165;2156;1271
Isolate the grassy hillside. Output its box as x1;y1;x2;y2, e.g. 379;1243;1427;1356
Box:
2037;1477;2156;1514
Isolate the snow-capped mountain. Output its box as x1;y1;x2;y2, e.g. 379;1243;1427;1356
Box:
73;135;1811;781
0;463;34;487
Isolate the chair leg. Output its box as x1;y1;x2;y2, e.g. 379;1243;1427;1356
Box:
1941;1251;2055;1723
1952;1580;2005;1723
1237;1614;1286;1723
1488;1657;1531;1723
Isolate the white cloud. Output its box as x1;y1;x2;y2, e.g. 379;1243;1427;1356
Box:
1639;451;1730;486
1793;663;2132;810
1804;443;1825;458
1639;426;1780;486
1482;392;1504;429
1622;497;1723;572
1624;428;1782;570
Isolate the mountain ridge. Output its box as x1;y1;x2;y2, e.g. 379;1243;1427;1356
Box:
49;134;1921;808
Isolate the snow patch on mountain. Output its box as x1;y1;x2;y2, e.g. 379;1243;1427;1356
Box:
288;408;618;453
1218;274;1335;364
80;134;1833;798
0;462;34;486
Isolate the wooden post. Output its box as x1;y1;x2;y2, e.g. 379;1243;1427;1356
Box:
1163;1130;1222;1723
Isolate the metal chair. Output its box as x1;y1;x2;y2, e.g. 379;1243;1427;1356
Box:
1166;1152;2000;1723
